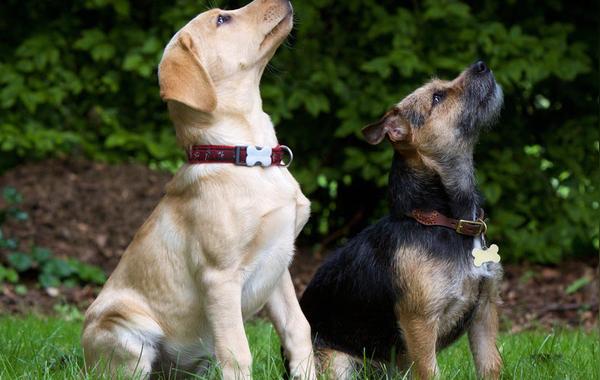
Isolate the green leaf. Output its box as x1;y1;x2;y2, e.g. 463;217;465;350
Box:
361;57;392;77
8;208;28;221
2;187;22;204
91;43;116;61
31;246;52;263
62;278;79;288
14;284;28;295
0;237;18;250
122;53;143;71
0;265;7;282
73;29;106;51
73;262;107;285
7;253;33;272
38;273;60;288
7;269;19;283
483;183;503;205
565;277;591;295
42;259;74;278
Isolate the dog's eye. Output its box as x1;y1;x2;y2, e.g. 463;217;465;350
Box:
216;14;231;27
432;92;445;106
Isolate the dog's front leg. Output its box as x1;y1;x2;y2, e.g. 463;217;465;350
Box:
266;270;316;380
397;313;439;380
204;271;252;380
468;283;502;379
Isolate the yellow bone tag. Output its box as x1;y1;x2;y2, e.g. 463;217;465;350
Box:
472;244;500;267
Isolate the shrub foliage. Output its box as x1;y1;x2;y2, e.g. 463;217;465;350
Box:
0;0;597;262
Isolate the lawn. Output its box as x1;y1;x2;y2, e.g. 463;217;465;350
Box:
0;315;597;379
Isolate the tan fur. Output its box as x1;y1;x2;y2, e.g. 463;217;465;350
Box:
396;312;439;380
394;247;489;379
158;32;217;113
392;245;502;380
468;277;502;380
317;349;356;380
365;75;473;163
82;1;315;379
408;78;466;155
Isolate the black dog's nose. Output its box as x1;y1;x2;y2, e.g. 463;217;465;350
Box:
472;60;489;74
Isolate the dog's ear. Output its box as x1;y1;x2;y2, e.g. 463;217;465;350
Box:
158;32;217;113
361;107;410;145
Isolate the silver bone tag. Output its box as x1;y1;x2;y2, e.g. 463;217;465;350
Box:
246;146;272;167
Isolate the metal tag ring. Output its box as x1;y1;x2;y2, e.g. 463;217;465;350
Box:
280;145;294;168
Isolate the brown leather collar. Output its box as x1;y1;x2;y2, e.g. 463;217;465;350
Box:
409;209;487;236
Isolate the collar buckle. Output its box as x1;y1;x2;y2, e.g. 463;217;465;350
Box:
456;219;487;236
233;146;274;167
245;146;273;167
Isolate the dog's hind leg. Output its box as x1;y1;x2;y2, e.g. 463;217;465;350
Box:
82;302;163;378
468;280;502;380
316;348;356;380
266;270;316;380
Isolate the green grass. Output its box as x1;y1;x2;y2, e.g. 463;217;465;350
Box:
0;315;598;379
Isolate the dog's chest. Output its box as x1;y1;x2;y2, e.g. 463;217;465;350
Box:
437;238;501;336
239;204;298;318
435;278;480;343
240;245;293;318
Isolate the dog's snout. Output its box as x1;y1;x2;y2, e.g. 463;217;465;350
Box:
472;60;489;74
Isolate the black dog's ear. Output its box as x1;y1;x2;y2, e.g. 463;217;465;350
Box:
361;107;409;145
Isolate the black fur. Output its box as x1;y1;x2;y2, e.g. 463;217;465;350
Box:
404;109;425;128
300;152;480;362
300;218;403;362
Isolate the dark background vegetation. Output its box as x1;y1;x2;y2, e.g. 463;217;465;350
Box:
0;0;598;264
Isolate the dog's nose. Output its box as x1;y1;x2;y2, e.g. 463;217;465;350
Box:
472;60;489;74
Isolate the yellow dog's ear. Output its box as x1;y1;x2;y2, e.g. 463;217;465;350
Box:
158;32;217;113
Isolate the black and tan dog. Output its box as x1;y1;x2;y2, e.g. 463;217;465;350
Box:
300;61;504;379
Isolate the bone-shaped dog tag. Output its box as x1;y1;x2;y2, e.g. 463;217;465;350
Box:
472;244;500;267
246;146;272;167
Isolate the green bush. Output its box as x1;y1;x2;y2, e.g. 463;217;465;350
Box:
0;0;597;262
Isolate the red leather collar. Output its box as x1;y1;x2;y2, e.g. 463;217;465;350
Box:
187;145;293;167
409;209;487;236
